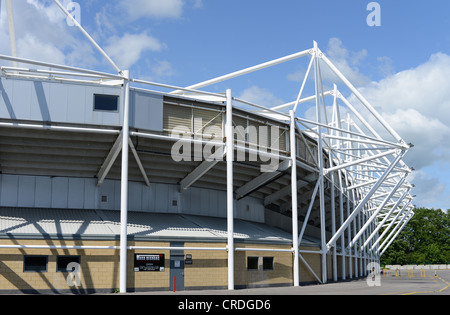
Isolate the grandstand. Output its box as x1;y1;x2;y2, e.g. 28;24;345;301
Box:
0;0;414;293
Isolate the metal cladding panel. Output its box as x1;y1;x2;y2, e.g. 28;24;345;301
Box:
236;196;265;223
13;79;33;119
0;173;264;224
153;183;179;213
1;78;169;133
0;79;14;118
0;174;181;213
181;186;227;219
129;181;143;211
67;84;87;124
140;183;153;212
30;80;51;121
17;176;35;208
48;81;68;122
98;180;116;210
0;174;18;207
68;178;85;209
131;90;163;131
35;176;52;208
180;186;263;223
0;77;122;127
51;177;69;208
86;85;122;126
154;183;169;211
0;175;98;211
83;179;98;209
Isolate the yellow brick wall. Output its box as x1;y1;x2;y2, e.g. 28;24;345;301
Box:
0;239;174;293
127;241;171;290
233;244;293;288
0;239;121;293
298;246;321;283
183;242;228;289
0;239;334;292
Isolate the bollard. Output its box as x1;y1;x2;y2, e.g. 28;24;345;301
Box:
173;276;176;293
435;270;438;278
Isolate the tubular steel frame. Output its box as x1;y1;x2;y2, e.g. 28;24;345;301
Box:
0;0;415;292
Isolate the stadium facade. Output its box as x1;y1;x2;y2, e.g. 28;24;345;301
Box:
0;1;415;293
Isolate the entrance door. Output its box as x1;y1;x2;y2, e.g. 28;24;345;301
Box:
170;242;184;291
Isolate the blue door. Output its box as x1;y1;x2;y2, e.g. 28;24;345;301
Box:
170;242;184;291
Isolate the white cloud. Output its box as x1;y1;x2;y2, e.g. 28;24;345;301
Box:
1;0;205;72
356;53;450;170
121;0;184;20
376;56;394;77
191;0;204;9
238;86;285;108
321;38;371;87
95;5;118;39
288;37;391;86
135;59;177;83
361;53;450;125
383;108;450;169
151;60;176;79
307;39;450;208
105;33;165;70
408;170;447;208
18;33;66;64
25;0;70;24
120;0;203;20
0;0;96;68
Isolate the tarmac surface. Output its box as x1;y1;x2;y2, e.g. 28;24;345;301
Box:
134;270;450;296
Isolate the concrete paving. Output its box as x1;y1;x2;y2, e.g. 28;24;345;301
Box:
134;270;450;296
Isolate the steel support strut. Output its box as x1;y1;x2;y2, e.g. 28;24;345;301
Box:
362;189;411;250
226;89;234;290
371;201;413;252
119;70;130;293
379;208;414;255
347;174;408;249
313;41;328;284
290;110;300;287
326;150;405;252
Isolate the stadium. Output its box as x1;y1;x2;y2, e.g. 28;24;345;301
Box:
0;1;415;293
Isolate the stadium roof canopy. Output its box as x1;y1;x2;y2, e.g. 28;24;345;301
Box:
0;207;322;246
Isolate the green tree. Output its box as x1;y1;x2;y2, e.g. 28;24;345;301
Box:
381;208;450;265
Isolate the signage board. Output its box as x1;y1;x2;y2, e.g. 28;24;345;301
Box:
185;254;193;265
134;254;165;272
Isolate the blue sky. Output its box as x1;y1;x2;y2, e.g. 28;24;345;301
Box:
1;0;450;210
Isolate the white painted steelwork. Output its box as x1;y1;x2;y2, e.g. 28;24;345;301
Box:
0;2;415;292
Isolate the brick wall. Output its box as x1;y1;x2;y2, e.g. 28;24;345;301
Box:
0;239;121;293
0;239;331;293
